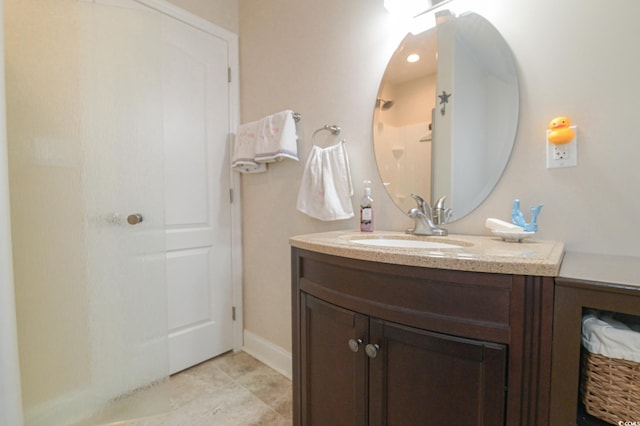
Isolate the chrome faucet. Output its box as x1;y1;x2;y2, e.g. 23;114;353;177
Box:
406;194;452;236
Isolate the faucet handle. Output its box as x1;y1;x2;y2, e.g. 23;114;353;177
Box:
410;193;426;208
410;193;431;216
434;195;448;209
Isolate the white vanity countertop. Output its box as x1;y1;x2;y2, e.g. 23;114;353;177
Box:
559;251;640;287
290;230;565;276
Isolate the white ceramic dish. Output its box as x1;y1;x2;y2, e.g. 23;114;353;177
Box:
492;230;535;242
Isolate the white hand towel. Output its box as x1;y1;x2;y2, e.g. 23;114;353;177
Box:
232;120;267;173
582;313;640;362
296;141;354;221
254;110;299;163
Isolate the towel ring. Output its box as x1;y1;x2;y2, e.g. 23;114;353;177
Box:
312;124;341;138
311;124;343;147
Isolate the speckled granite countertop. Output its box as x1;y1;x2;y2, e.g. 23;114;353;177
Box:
290;230;565;276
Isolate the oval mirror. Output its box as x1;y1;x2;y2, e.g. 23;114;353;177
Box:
373;11;519;221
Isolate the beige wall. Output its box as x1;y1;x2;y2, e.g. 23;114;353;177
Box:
239;0;640;353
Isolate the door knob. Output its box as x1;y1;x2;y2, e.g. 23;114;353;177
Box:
348;338;363;353
127;213;143;225
365;343;379;358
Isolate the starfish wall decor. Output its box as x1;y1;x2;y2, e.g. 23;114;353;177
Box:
438;91;451;116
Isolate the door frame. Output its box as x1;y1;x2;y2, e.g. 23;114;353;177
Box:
135;0;244;352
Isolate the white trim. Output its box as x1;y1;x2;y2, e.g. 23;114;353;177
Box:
242;330;292;380
135;0;236;40
227;28;243;352
0;0;24;424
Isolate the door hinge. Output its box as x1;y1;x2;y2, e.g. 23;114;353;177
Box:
232;306;236;321
228;67;232;83
229;188;234;203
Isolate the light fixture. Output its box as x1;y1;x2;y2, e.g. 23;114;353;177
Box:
406;53;420;63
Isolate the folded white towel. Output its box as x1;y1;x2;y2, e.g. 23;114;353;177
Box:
233;161;267;174
296;141;354;221
255;110;299;163
582;313;640;362
232;120;267;173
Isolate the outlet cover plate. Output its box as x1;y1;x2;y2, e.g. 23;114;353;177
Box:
546;125;577;168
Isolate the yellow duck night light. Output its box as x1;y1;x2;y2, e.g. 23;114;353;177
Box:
548;116;575;144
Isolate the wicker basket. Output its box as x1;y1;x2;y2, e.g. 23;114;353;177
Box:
581;349;640;424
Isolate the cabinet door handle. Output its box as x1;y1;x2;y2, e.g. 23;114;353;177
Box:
365;343;379;358
348;338;363;353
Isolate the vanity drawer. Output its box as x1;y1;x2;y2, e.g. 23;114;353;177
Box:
295;249;513;343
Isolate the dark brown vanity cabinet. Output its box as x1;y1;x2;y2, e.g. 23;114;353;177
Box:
292;248;555;426
302;294;507;425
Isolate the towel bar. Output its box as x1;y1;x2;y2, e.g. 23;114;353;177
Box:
293;112;301;122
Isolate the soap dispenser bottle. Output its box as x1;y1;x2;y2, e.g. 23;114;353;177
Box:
360;180;374;232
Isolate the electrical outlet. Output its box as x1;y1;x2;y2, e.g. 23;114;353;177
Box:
546;126;577;168
553;145;569;160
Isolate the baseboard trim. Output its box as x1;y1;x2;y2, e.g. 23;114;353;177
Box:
242;329;292;380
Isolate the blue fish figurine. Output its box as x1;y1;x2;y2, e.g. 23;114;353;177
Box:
512;199;543;232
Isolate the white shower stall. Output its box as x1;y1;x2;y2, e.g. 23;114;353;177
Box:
2;1;172;424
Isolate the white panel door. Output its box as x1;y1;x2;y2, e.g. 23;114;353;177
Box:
161;14;234;374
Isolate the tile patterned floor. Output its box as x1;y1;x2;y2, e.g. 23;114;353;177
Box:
125;351;292;426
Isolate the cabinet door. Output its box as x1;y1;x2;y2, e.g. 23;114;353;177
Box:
368;320;507;426
300;294;369;426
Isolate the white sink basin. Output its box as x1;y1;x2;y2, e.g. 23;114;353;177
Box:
350;238;465;249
